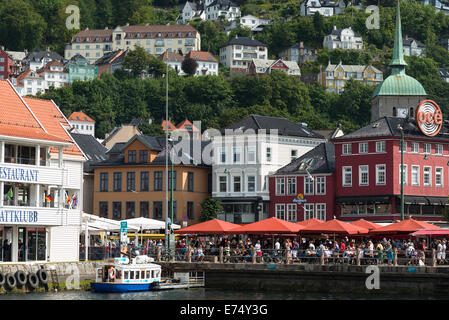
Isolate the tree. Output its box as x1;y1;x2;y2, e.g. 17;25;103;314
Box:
199;198;223;222
122;46;151;78
181;57;199;76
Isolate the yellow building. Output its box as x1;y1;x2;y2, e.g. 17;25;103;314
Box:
92;135;211;226
320;62;383;93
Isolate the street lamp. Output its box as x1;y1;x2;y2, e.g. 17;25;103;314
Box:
397;124;405;221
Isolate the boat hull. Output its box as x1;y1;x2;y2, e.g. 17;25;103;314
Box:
91;282;155;293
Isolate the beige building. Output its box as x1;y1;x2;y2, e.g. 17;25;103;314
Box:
102;123;142;150
65;24;201;64
320;62;383;93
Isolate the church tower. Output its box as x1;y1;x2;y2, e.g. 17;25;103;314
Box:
370;0;427;121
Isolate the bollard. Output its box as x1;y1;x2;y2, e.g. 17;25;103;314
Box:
252;246;256;264
356;249;361;266
219;247;224;264
432;249;437;267
320;248;324;266
157;246;161;262
187;246;192;263
394;248;398;266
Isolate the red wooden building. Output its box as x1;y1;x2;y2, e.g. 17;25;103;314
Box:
0;49;14;80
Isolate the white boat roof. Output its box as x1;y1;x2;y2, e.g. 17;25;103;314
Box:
101;263;161;270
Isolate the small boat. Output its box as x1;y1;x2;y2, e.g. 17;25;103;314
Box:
90;256;163;293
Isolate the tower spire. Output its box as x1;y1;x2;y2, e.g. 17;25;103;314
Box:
389;0;407;75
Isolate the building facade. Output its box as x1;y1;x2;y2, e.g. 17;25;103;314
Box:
65;24;201;64
66;54;97;83
300;0;347;16
68;111;96;136
0;49;14;80
0;80;85;263
185;51;219;75
247;58;301;77
403;35;425;57
219;36;268;73
92;135;211;225
205;0;240;21
279;42;318;64
212;115;326;224
323;26;363;50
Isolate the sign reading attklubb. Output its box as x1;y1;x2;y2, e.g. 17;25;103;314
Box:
0;210;38;224
416;100;443;137
0;167;39;182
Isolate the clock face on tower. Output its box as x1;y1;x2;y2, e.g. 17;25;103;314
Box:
397;108;408;118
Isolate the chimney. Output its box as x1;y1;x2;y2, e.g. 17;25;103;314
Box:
333;25;337;30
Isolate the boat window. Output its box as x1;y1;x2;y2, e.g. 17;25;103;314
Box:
124;271;129;279
155;270;160;278
130;271;134;280
136;271;140;279
141;271;145;279
146;270;151;279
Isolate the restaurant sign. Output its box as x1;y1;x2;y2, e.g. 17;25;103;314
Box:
293;193;307;205
0;167;39;182
416;100;443;137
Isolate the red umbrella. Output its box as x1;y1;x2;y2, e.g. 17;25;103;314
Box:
350;219;382;231
301;219;369;235
370;218;441;235
232;217;305;234
410;229;449;237
174;219;242;235
297;218;325;228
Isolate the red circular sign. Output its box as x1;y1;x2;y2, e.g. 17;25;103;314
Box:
416;100;443;137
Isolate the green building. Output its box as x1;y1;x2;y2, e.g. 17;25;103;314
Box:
66;54;97;84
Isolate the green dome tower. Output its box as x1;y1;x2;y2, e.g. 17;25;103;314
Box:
370;0;427;121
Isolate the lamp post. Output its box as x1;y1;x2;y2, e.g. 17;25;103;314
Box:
165;60;170;259
398;125;405;221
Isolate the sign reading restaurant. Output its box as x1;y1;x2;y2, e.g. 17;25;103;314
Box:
0;166;39;182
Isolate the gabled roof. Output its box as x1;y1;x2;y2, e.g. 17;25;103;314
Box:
0;80;71;144
25;49;63;63
37;60;68;74
159;51;184;62
121;134;165;153
176;119;200;132
274;142;335;175
325;63;381;74
222;114;325;139
106;142;126;154
69;111;95;123
185;51;218;63
220;36;267;48
403;35;425;47
162;120;177;131
94;49;125;65
208;0;238;9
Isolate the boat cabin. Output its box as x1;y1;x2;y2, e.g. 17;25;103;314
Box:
95;263;162;284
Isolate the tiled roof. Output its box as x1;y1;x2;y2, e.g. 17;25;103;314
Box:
37;60;68;74
275;142;335;175
176;119;200;132
68;111;95;123
159;51;184;62
162;120;177;131
23;97;83;156
185;51;218;63
325;63;381;74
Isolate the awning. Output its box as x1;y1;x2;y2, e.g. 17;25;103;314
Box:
410;229;449;237
396;196;448;205
336;195;391;204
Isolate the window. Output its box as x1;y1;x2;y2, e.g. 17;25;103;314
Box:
233;176;241;192
99;201;108;218
128;150;136;163
100;172;108;192
376;164;386;185
126;172;136;192
126;201;135;219
266;147;272;162
247;146;256;163
343;167;352;186
219;176;227;192
315;177;325;194
304;177;314;195
342;144;352;155
113;172;122;192
359;142;368;154
399;164;408;185
436;144;443;155
435;167;443;187
316;204;326;221
112;202;122;220
400;141;407;153
287;177;296;195
276;177;285;195
247;175;255;192
154;171;163;191
233;147;241;163
291;149;298;160
220;147;226;163
140;171;149;191
139;150;148;163
424;144;431;154
153;201;163;219
187;201;194;220
187;172;194;192
411;166;420;186
304;204;314;220
168;171;177;191
140;201;150;218
376;141;386;153
359;165;369;186
423;167;431;186
411;142;419;153
275;204;285;220
287;204;297;222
